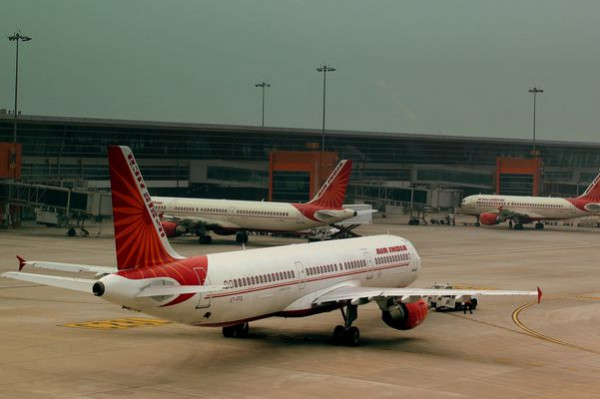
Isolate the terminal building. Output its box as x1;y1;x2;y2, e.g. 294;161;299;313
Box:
2;113;600;224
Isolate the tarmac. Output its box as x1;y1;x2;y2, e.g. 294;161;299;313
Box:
1;218;599;398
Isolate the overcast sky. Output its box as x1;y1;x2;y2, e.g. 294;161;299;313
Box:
2;1;600;142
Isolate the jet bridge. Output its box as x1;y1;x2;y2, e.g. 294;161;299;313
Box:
0;181;111;227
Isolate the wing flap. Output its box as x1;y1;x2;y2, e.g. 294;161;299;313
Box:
1;271;95;293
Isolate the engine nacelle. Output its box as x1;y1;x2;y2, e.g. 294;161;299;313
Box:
161;221;187;237
381;299;428;331
479;212;500;226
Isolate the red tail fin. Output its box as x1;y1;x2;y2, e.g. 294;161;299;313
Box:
307;160;352;209
108;146;183;270
577;172;600;202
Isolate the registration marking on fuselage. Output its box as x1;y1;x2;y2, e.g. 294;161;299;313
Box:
62;317;172;330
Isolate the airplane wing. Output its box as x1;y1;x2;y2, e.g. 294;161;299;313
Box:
162;214;239;230
1;271;95;293
496;209;545;222
16;256;115;276
314;285;542;305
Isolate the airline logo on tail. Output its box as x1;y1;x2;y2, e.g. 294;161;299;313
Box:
568;171;600;212
108;146;183;270
577;172;600;202
307;160;353;209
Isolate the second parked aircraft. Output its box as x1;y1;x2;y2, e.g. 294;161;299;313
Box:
154;159;358;244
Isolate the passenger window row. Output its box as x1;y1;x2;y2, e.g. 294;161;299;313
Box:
307;263;338;276
344;259;367;270
236;210;289;216
223;270;295;289
306;259;367;277
375;253;410;265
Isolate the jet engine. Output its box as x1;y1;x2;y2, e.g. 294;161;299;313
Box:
380;298;428;330
161;221;188;237
479;212;501;226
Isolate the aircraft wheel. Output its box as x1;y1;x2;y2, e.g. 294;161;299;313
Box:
224;322;249;338
236;232;248;244
470;298;478;310
344;326;360;347
514;223;524;231
332;325;346;345
199;235;212;244
234;322;249;337
222;326;235;338
535;222;544;230
474;222;480;227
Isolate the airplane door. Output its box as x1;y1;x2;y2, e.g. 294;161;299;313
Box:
294;261;307;290
227;206;237;222
194;267;212;308
362;250;374;279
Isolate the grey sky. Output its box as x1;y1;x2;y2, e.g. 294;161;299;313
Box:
2;0;600;142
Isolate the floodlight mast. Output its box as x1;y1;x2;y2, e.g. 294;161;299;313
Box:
317;65;336;152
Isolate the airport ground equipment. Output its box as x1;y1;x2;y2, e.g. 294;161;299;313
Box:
427;283;478;311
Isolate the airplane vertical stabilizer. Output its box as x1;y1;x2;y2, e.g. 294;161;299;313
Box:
108;146;183;270
577;171;600;202
307;160;353;209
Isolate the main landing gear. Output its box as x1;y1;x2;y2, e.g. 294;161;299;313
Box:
332;305;360;346
236;232;249;244
534;222;544;230
222;322;249;338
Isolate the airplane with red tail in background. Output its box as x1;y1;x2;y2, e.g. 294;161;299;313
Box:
460;172;600;230
1;146;541;346
154;158;360;244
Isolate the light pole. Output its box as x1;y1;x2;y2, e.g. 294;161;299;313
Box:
316;65;336;151
8;32;32;144
254;82;270;128
528;87;544;157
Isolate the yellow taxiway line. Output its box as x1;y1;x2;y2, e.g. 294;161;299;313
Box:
512;299;600;355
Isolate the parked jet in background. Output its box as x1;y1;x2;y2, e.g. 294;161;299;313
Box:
1;146;541;346
153;158;358;244
461;172;600;230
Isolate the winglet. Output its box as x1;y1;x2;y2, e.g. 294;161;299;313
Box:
537;286;543;304
16;255;26;271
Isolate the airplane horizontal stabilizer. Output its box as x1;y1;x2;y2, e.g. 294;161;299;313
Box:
1;272;95;293
136;284;224;297
17;258;116;276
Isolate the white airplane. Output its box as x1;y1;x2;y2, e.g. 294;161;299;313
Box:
461;172;600;230
153;159;358;244
1;146;541;346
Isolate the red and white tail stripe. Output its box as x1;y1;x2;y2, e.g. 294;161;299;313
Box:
108;146;183;270
307;160;353;209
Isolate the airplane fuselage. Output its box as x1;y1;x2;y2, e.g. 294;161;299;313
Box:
98;235;420;327
153;196;357;233
460;194;595;221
